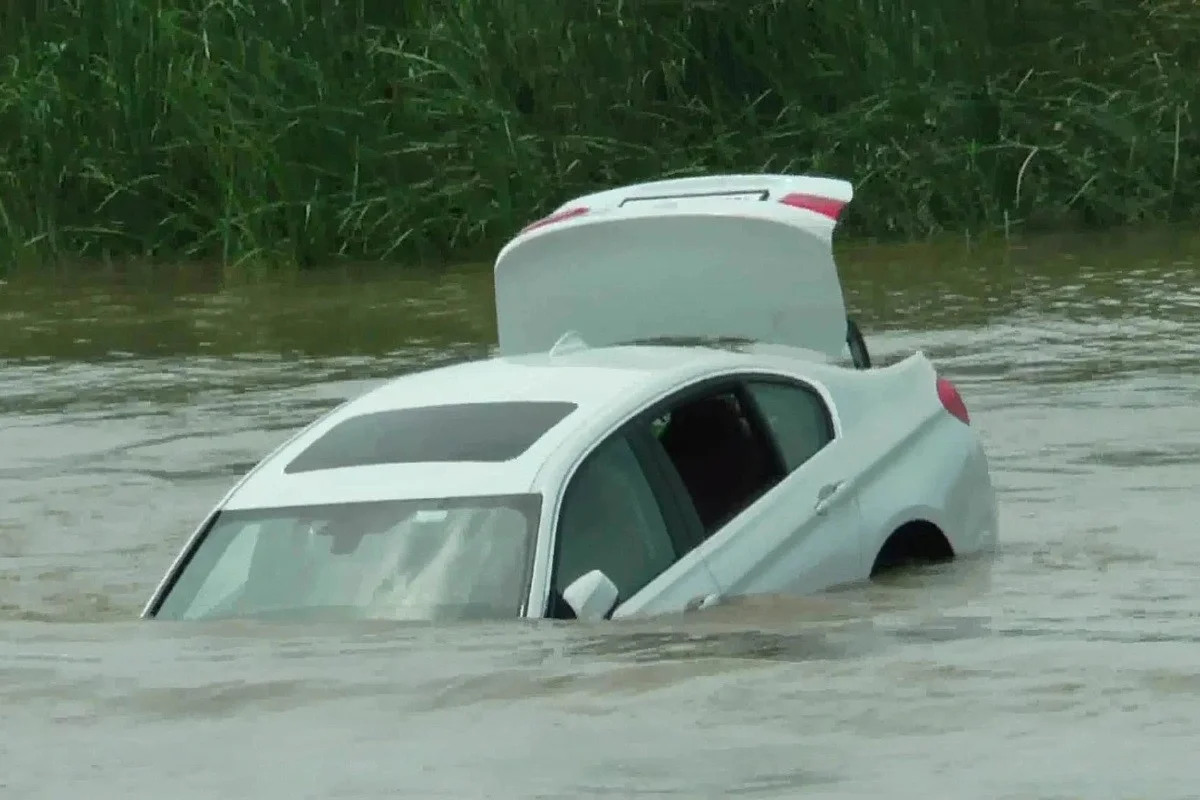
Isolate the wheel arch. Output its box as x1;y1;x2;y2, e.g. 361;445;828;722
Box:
870;518;955;577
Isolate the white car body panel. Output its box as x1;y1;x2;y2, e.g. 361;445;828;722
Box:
524;347;998;620
684;352;996;603
494;175;853;360
142;173;1000;622
550;173;854;215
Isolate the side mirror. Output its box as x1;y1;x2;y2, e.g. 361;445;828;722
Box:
562;569;619;621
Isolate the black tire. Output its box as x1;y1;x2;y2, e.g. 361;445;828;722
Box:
846;317;871;369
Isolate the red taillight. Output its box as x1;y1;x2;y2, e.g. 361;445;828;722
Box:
778;192;846;221
520;206;589;234
936;377;970;425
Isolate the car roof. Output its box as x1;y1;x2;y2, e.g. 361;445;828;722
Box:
223;343;773;511
358;344;730;409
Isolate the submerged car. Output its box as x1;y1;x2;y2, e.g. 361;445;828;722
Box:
143;173;999;624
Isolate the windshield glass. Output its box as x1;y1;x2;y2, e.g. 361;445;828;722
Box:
153;494;540;622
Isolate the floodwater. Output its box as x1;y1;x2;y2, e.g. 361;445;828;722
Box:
1;228;1199;798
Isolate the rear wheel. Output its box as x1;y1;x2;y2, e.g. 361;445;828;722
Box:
870;520;954;577
846;317;871;369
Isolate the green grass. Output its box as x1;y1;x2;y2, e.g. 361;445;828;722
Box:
0;0;1196;271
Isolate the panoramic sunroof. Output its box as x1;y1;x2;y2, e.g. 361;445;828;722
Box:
284;401;578;473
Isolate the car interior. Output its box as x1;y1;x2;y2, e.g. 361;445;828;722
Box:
548;394;785;621
657;391;784;533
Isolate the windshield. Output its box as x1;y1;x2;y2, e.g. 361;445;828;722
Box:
152;494;540;622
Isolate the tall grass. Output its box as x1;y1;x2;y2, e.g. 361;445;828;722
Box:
0;0;1196;270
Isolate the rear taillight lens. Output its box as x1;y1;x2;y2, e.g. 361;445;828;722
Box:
520;206;589;234
936;377;970;424
777;192;847;221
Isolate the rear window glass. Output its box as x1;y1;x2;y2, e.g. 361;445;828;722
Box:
285;401;578;473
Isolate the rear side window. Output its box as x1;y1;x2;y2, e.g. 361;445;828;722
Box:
285;401;577;473
745;381;832;472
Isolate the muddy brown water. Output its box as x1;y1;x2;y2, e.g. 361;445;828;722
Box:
1;229;1199;798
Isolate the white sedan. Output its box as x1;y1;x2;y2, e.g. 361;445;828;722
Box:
143;173;999;623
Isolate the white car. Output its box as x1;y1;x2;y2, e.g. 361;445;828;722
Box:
143;173;999;624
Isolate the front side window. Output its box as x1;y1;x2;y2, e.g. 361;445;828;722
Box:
553;435;678;603
153;494;539;622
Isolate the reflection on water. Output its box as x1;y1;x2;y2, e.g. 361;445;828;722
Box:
1;228;1200;797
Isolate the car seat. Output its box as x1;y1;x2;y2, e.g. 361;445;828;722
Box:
660;396;772;530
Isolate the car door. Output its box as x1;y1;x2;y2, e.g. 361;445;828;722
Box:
643;374;866;598
547;427;721;620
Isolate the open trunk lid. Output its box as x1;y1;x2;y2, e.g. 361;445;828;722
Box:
493;174;854;359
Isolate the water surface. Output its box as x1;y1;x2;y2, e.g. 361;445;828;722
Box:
2;229;1199;798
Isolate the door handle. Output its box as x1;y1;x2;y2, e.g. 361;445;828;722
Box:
685;593;721;612
814;480;844;513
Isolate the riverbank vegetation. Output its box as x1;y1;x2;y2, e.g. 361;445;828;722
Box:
1;0;1196;270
